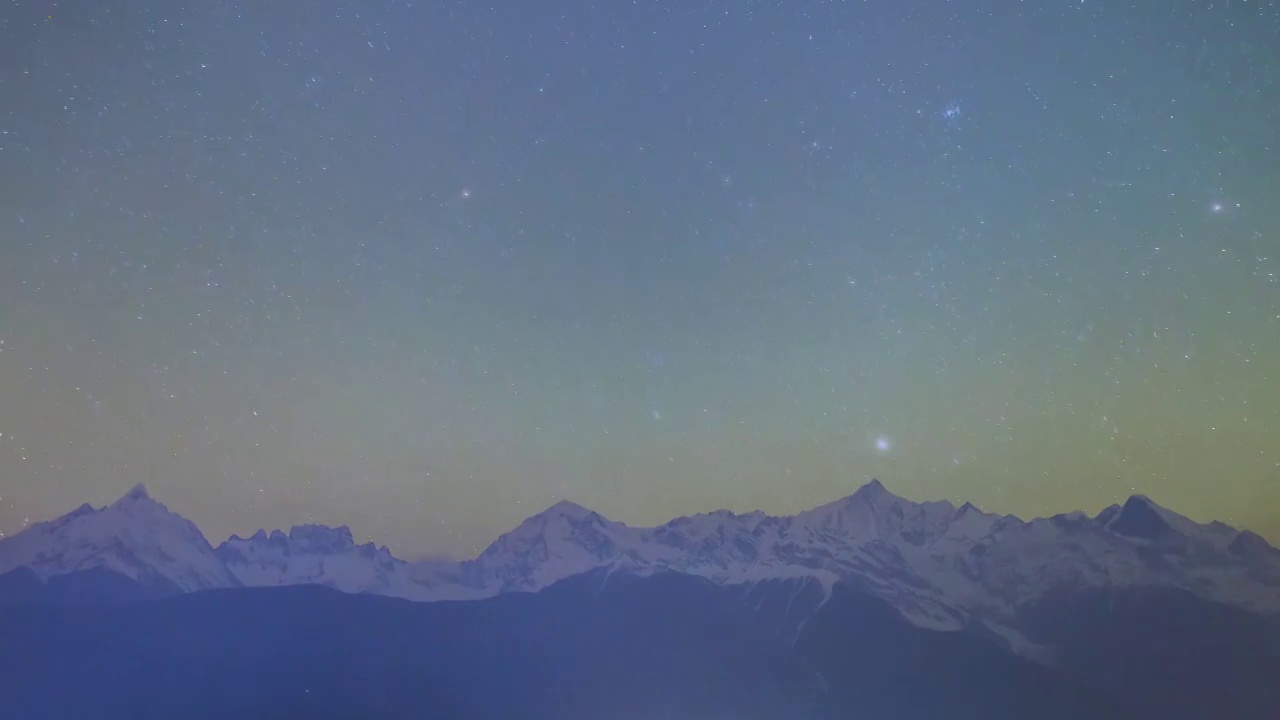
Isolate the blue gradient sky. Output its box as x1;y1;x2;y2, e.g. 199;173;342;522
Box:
1;0;1277;556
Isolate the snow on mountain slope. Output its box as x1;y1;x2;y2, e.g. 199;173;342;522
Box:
459;500;631;593
420;478;1280;643
3;479;1277;649
0;485;465;602
0;484;238;592
215;524;433;600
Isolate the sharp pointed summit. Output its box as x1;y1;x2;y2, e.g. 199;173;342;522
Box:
852;477;895;501
1105;495;1171;539
797;477;938;539
4;481;1279;658
0;483;236;592
1103;494;1207;543
832;478;915;510
542;499;597;520
116;483;153;504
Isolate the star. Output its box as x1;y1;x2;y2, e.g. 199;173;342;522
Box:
1;0;1276;554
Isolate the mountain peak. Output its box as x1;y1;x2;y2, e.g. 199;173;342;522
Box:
108;483;177;517
797;478;929;540
1105;495;1175;540
1228;529;1277;560
0;483;234;593
221;524;361;555
542;499;596;521
7;478;1280;640
847;478;902;506
287;524;356;553
116;483;152;504
470;499;624;593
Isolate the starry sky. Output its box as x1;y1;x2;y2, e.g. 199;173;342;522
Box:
1;0;1278;557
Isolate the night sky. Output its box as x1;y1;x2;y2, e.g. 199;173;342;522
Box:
1;1;1277;557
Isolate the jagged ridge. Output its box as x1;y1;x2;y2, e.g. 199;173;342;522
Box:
1;479;1277;658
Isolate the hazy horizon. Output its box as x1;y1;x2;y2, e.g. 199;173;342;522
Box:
2;0;1277;559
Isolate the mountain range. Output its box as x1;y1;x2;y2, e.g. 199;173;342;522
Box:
2;480;1278;719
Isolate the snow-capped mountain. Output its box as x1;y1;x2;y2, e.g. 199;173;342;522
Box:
462;500;632;593
0;484;238;593
2;478;1277;656
443;480;1279;628
215;525;430;600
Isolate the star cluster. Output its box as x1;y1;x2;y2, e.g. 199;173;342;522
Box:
1;0;1277;555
